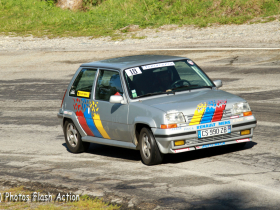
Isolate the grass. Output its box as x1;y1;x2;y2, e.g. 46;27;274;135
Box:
0;186;120;210
0;0;279;38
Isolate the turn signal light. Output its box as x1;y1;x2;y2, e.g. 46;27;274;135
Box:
241;129;251;135
243;111;252;116
174;140;185;146
160;124;177;129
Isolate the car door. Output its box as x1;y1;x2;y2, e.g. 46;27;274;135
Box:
68;68;98;137
93;69;131;142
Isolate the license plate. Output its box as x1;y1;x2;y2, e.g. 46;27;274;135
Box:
198;125;231;138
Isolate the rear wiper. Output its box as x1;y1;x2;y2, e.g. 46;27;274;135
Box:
134;91;172;99
171;85;198;91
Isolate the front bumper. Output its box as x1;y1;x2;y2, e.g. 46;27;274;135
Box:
152;116;257;154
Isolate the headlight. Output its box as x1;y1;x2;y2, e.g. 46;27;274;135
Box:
165;112;186;124
232;102;251;115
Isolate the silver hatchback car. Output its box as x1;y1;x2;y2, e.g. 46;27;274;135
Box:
57;55;257;165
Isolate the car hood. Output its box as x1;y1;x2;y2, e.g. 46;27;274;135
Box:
140;89;245;116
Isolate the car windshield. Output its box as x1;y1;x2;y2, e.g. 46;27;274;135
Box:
123;59;214;99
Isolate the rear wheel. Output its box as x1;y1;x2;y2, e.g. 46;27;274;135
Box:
139;127;163;165
64;120;90;153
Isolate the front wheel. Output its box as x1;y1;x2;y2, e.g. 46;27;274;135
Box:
64;120;90;153
139;127;163;165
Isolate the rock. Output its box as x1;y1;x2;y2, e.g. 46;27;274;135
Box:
57;0;83;10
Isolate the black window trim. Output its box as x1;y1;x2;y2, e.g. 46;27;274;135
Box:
94;68;127;103
69;67;98;99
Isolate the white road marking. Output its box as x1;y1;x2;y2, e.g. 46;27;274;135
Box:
144;48;280;51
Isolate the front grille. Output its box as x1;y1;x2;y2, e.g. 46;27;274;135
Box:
185;131;240;146
221;109;232;121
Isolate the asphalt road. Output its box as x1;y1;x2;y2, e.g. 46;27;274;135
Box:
0;48;280;209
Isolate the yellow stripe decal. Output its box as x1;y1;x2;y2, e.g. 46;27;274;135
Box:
92;113;110;139
189;102;207;125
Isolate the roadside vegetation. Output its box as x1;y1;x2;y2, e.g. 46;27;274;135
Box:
0;0;279;38
0;186;119;210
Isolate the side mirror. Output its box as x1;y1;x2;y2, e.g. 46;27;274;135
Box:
109;95;125;104
213;80;223;88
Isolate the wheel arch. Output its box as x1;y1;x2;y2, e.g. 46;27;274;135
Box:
133;119;158;150
62;116;87;137
134;123;150;149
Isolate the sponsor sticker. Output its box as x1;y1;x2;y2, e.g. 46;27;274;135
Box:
171;127;182;131
187;60;194;65
195;120;230;130
196;122;216;129
125;67;142;76
184;126;196;131
218;120;231;126
236;138;250;143
198;142;225;149
77;91;90;98
230;115;239;119
132;89;137;98
232;118;244;123
174;148;190;153
142;62;175;70
245;116;254;120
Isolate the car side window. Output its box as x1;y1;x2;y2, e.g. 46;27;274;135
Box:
95;70;123;101
69;68;97;98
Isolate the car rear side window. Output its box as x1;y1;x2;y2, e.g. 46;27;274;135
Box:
69;68;97;98
95;70;123;101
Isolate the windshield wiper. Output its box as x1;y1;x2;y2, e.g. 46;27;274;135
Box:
134;91;172;99
172;85;213;92
190;86;213;90
171;85;198;91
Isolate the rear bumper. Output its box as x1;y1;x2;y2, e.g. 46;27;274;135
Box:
57;112;63;127
152;116;257;154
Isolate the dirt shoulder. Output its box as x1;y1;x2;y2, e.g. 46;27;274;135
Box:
0;21;279;52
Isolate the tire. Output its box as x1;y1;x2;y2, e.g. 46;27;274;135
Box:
139;127;163;165
63;120;90;153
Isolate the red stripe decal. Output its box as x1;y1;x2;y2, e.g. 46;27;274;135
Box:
212;100;227;122
76;111;94;136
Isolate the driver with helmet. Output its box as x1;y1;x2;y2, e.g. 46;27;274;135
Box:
154;70;173;92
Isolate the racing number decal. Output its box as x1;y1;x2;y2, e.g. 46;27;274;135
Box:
125;67;142;76
130;68;138;75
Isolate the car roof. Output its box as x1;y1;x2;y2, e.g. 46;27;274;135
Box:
80;55;187;70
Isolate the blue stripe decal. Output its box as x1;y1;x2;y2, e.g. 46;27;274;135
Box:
84;108;102;138
200;105;215;124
